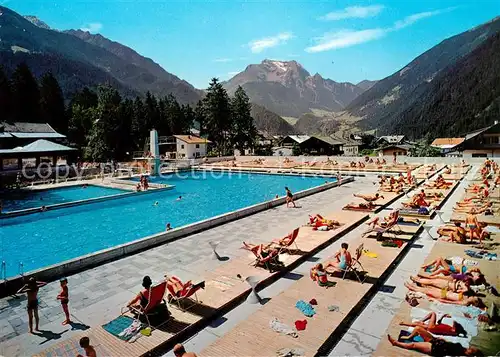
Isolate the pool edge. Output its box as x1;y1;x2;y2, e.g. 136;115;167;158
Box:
0;176;353;297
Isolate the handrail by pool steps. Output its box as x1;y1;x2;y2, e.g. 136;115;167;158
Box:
18;262;24;277
1;261;6;282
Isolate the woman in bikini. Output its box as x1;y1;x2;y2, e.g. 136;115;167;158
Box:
404;282;486;308
409;276;470;295
387;330;481;356
417;270;487;287
127;276;153;311
310;263;336;288
285;187;296;208
421;256;465;276
399;311;467;338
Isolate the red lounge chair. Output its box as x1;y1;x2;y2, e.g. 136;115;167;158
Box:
121;281;168;327
271;228;300;253
166;276;203;311
242;242;281;271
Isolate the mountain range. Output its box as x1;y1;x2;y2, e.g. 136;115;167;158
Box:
0;6;200;103
223;59;367;118
346;16;500;137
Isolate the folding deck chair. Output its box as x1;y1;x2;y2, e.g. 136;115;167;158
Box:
241;242;282;272
166;276;204;312
271;228;300;253
121;281;169;327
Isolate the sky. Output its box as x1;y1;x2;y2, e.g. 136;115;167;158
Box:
3;0;500;89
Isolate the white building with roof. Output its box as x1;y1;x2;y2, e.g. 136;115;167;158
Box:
173;135;211;159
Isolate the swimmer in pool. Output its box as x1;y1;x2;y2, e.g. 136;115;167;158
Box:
153;201;159;206
176;196;182;201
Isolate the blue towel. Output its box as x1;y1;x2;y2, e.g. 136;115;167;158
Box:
398;330;424;343
295;300;316;317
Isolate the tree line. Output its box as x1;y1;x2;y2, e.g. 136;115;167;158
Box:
0;64;257;162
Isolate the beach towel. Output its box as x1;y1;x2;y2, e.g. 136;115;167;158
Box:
409;307;478;347
102;316;142;341
429;301;487;320
363;250;378;258
295;300;316;317
270;318;298;338
398;330;424;343
447;256;478;266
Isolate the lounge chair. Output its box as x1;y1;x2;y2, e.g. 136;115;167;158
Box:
166;276;204;311
242;242;282;272
338;243;366;283
271;228;300;253
121;281;169;327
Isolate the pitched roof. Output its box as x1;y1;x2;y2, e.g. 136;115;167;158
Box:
376;144;413;151
465;124;496;141
0;122;58;133
0;139;75;154
377;135;405;143
312;136;344;146
173;135;211;144
431;138;464;148
286;135;310;144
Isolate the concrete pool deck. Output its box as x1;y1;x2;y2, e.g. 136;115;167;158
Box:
1;164;485;357
0;176;377;356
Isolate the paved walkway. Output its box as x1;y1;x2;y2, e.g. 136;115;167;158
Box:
0;176;377;356
161;169;471;356
327;169;474;356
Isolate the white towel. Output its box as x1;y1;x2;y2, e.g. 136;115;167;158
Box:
409;307;479;347
270;318;298;338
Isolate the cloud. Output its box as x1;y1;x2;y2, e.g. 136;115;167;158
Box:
319;5;384;21
393;7;456;29
305;28;386;53
306;7;456;53
213;58;233;63
80;22;103;33
248;32;294;53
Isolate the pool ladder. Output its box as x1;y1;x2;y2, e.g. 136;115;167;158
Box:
0;261;24;284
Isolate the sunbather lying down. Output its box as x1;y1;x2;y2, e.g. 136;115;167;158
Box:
409;275;470;295
421;256;469;275
399;311;467;337
387;329;481;356
404;282;486;308
353;193;384;203
437;222;490;244
453;202;495;215
417;269;488;287
344;202;374;210
308;214;340;230
165;275;205;298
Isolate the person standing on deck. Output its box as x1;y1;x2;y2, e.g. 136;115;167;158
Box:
17;277;47;333
285;187;296;208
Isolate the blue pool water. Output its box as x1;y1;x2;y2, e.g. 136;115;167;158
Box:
0;172;334;277
1;185;126;212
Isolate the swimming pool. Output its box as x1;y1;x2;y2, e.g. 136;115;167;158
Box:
0;185;127;212
0;171;335;277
